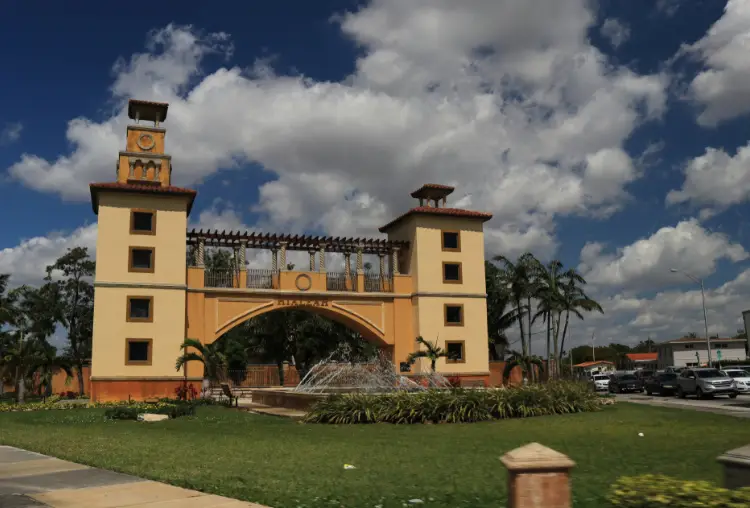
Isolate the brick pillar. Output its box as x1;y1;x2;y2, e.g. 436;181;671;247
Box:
501;443;575;508
718;444;750;489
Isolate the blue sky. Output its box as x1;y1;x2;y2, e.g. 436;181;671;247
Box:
2;0;750;351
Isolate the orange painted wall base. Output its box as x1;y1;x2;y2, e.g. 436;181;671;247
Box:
91;379;202;402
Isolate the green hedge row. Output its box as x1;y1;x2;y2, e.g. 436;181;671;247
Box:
104;402;197;420
304;381;606;424
609;474;750;507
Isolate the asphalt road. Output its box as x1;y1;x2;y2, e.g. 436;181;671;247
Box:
608;391;750;418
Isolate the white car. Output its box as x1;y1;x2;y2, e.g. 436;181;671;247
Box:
592;374;610;391
720;369;750;394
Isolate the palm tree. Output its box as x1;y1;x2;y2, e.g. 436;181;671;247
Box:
485;261;520;360
493;254;535;356
557;272;603;374
175;338;228;392
531;260;564;378
407;336;456;372
29;343;74;400
503;350;545;384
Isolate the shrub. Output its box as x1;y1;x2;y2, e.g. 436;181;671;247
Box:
445;376;462;388
304;381;605;424
608;474;750;507
174;383;199;401
58;391;78;400
104;402;197;420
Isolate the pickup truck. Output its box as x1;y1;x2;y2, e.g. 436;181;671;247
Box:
676;368;738;399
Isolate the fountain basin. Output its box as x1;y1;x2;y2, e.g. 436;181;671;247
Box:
250;388;325;412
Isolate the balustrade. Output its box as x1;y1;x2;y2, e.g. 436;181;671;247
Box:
246;269;276;289
364;272;394;292
326;271;358;292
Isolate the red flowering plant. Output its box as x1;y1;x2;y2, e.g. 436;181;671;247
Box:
174;383;198;401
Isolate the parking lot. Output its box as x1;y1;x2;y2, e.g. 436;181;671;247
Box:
612;392;750;418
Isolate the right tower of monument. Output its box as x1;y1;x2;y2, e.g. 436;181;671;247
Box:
379;184;493;384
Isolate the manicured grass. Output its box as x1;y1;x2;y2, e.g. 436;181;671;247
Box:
0;403;746;507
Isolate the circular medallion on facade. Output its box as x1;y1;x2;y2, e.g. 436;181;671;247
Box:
295;273;312;291
137;133;156;151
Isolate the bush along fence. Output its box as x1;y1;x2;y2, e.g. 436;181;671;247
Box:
304;381;608;424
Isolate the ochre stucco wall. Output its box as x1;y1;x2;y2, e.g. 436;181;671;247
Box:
94;193;188;285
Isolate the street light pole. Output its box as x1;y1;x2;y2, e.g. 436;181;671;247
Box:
670;268;712;366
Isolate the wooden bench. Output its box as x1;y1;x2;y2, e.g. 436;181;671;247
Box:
221;383;239;407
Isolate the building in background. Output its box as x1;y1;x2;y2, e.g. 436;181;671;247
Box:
573;361;615;377
656;337;747;369
625;352;657;371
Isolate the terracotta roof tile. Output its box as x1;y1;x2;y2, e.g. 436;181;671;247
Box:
89;182;196;214
573;361;614;368
379;206;493;232
626;353;657;361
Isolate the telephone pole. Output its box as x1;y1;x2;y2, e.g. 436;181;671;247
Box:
591;331;596;362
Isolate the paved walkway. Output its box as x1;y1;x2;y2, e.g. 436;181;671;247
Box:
615;393;750;418
0;446;267;507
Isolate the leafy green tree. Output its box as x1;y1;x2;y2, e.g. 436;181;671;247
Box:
530;259;564;377
407;336;456;372
29;342;74;400
175;338;228;384
485;261;519;360
45;247;95;395
493;254;536;356
502;350;544;383
555;271;602;376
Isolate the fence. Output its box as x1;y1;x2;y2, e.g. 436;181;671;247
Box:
326;272;357;291
204;269;235;288
246;269;276;289
363;272;394;292
218;366;301;388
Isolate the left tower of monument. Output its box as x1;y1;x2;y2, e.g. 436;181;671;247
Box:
89;99;197;402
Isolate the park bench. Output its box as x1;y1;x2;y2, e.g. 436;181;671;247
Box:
221;383;239;407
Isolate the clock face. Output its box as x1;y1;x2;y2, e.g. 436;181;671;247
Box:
137;133;156;151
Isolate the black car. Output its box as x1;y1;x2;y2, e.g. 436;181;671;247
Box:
608;373;643;393
644;372;679;396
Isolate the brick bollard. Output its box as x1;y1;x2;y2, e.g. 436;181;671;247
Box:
500;443;576;508
717;444;750;489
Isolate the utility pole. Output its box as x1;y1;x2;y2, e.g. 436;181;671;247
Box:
591;331;596;362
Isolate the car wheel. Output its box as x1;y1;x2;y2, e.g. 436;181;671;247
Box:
678;387;686;399
646;388;652;395
729;393;738;399
696;387;704;399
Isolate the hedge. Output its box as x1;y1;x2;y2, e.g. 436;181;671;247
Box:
104;402;197;420
304;381;608;424
608;474;750;507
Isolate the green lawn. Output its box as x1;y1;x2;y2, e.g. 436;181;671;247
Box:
0;403;745;507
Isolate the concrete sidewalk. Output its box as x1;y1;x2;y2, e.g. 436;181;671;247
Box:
0;446;267;507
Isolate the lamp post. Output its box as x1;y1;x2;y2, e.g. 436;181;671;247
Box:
670;268;711;365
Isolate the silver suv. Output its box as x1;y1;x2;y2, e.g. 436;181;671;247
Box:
676;368;738;399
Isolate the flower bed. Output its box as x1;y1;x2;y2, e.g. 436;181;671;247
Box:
304;380;607;424
0;396;217;413
608;474;750;507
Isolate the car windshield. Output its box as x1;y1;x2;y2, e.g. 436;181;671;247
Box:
620;375;637;381
696;370;724;378
659;374;677;380
593;375;608;381
726;370;749;378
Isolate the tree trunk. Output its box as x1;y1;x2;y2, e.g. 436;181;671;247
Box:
526;295;532;355
516;298;527;356
431;359;437;372
546;312;551;380
552;312;562;378
559;310;571;378
16;368;25;405
276;362;285;386
76;364;85;396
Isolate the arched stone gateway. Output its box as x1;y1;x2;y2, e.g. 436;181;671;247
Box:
88;99;493;402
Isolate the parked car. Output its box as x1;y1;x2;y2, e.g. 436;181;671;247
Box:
720;369;750;394
676;368;738;399
644;372;679;396
608;373;643;393
664;366;685;374
591;374;610;391
635;370;655;382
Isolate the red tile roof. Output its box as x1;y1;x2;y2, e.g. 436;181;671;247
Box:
573;361;614;368
626;353;657;362
128;99;169;121
89;182;197;214
410;183;455;198
379;206;493;232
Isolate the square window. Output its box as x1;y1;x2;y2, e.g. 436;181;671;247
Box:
442;262;462;283
129;247;155;273
444;304;463;326
127;296;153;322
130;210;155;234
442;231;460;251
126;339;152;365
446;341;465;363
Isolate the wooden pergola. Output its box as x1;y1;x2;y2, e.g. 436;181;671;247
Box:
186;229;408;274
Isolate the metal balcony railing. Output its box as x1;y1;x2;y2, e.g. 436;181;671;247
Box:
364;272;394;292
204;270;235;288
247;269;276;289
326;272;357;292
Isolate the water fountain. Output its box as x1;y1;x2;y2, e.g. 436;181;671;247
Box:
250;344;452;411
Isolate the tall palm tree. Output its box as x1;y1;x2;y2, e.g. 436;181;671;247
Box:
532;260;565;378
485;261;520;360
503;350;545;384
493;254;535;356
407;336;456;372
175;338;228;390
557;272;603;373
